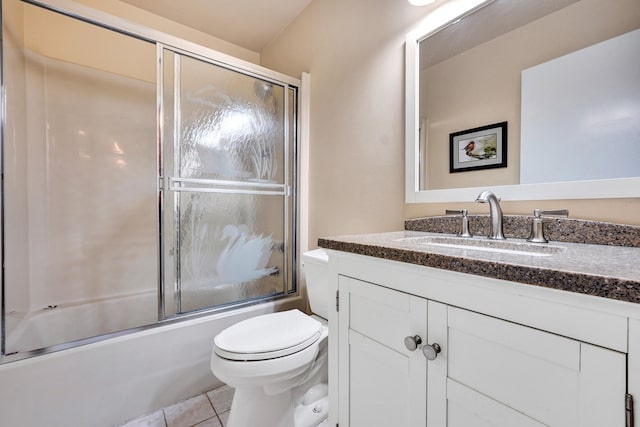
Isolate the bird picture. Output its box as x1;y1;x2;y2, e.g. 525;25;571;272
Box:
459;133;498;162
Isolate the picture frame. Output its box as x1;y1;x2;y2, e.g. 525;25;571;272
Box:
450;121;507;173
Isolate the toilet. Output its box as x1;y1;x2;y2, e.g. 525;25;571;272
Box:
210;249;329;427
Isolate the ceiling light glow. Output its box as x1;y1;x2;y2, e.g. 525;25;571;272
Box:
408;0;436;6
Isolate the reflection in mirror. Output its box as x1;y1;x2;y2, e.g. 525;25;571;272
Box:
406;0;640;202
520;28;640;184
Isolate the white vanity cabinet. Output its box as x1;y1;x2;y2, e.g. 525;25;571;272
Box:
329;252;637;427
338;276;428;426
428;303;624;427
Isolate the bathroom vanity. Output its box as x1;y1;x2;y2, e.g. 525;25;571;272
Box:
320;216;640;427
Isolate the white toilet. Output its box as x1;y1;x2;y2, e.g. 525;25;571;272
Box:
210;249;329;427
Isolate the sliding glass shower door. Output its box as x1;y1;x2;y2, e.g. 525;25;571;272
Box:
1;0;298;360
160;50;297;317
1;0;159;355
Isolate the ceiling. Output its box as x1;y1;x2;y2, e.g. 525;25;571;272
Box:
420;0;580;69
119;0;313;52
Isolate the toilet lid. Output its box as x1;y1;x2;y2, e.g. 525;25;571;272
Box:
214;309;323;361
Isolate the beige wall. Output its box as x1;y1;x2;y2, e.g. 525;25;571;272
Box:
24;3;155;82
262;0;640;247
261;0;440;249
67;0;260;63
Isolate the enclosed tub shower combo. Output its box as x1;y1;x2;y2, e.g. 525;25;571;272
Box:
0;0;301;368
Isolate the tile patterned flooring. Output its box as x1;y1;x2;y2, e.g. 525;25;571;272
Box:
119;385;234;427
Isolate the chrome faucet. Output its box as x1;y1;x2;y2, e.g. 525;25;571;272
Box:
475;191;505;240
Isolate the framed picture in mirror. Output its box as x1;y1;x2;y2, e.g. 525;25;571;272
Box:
449;121;507;173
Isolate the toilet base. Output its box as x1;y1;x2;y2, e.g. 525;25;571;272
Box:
226;383;329;427
227;387;294;427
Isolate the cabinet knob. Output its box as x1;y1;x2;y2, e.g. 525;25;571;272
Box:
422;343;441;360
404;335;422;351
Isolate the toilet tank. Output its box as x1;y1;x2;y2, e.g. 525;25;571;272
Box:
302;249;329;320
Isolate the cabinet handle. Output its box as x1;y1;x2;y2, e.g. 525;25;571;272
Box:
422;343;441;360
404;335;422;351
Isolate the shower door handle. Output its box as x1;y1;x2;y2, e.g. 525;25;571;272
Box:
168;177;286;196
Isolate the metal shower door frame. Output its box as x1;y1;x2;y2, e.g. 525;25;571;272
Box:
157;44;299;318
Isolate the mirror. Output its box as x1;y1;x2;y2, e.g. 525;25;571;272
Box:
405;0;640;203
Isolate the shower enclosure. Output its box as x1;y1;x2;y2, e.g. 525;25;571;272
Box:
1;0;299;361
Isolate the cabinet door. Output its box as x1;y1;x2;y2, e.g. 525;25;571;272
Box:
427;303;627;427
338;276;427;427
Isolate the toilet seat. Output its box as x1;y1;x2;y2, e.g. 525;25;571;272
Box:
214;309;323;361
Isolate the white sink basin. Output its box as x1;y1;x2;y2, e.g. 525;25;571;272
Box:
396;236;566;257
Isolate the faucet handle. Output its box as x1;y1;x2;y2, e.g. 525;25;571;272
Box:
528;209;569;243
445;209;473;238
533;209;569;219
445;209;467;216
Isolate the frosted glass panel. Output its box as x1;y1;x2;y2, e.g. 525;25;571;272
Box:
178;55;285;183
163;49;295;315
177;192;286;312
2;1;157;354
163;50;297;316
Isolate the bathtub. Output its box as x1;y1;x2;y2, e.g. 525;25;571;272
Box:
0;295;304;427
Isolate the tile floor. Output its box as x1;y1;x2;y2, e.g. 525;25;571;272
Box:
118;384;234;427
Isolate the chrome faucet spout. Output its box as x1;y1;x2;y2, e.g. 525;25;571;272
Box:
475;191;505;240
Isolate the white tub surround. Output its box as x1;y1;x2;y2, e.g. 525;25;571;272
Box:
0;298;303;427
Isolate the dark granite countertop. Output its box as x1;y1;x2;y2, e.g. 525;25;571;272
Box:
318;230;640;304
